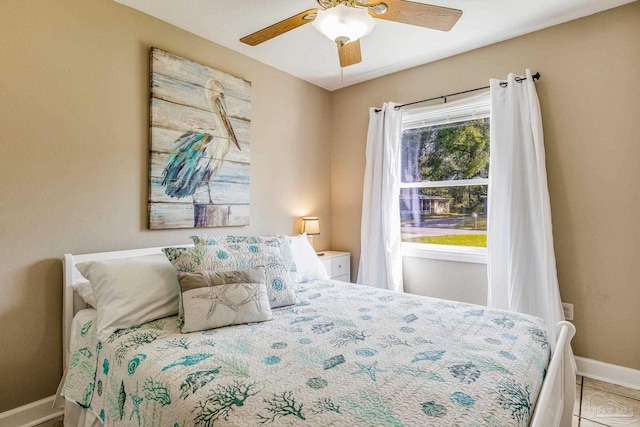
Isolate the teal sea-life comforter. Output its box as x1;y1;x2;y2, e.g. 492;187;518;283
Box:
62;280;550;426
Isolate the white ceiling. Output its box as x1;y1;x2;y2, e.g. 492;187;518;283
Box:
115;0;635;91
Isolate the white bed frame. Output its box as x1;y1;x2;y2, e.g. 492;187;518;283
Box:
62;246;576;427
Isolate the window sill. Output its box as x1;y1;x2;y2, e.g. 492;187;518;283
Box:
401;242;487;264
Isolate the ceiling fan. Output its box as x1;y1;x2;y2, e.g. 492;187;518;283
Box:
240;0;463;68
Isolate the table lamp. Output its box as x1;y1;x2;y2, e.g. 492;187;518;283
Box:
301;216;323;255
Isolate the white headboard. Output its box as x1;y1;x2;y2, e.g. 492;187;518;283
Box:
62;244;192;367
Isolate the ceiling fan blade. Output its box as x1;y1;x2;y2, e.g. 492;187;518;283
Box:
240;9;318;46
369;0;462;32
337;39;362;67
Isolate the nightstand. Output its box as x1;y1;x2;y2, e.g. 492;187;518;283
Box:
319;251;351;282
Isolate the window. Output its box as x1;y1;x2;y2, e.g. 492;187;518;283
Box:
400;93;490;262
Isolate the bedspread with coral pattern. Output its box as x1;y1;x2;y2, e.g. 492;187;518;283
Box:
61;279;550;427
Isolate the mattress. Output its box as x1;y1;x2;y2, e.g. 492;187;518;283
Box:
61;279;550;426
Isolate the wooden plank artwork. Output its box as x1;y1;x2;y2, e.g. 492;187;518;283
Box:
148;48;251;229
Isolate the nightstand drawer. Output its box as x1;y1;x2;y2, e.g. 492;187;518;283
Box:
319;251;351;282
333;274;350;283
331;256;349;278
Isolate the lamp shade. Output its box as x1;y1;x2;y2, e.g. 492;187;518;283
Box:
312;4;376;43
301;216;320;235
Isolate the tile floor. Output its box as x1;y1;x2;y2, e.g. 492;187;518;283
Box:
38;377;640;426
574;376;640;426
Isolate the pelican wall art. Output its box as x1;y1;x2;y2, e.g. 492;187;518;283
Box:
149;48;251;229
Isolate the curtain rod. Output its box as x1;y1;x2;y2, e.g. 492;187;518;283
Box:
375;72;541;113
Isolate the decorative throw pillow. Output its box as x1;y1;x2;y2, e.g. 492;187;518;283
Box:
76;254;180;342
164;236;298;308
190;234;298;276
177;266;272;332
287;233;329;283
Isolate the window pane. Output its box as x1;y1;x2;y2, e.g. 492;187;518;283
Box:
400;185;488;247
401;118;490;183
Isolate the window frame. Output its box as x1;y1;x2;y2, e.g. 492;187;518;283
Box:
400;93;491;264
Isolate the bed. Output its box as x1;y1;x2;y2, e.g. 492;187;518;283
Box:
59;238;576;427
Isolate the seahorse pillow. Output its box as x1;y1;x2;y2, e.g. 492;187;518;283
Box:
164;235;297;308
191;234;298;277
177;266;272;333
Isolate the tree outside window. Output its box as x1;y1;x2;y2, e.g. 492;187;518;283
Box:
400;114;490;248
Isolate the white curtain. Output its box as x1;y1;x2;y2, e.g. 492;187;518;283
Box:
357;102;404;292
487;70;565;350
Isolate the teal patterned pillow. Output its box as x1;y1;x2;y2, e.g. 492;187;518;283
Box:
163;236;298;308
191;235;298;277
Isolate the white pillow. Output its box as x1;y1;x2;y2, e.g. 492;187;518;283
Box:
71;280;98;307
76;254;180;342
287;234;329;283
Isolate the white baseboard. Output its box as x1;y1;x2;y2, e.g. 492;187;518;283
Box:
576;356;640;391
0;396;63;427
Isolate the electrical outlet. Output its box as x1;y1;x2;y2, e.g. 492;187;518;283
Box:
562;303;574;321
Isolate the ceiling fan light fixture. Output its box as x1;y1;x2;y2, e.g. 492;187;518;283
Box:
312;4;376;43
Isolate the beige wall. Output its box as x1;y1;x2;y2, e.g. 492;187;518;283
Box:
331;2;640;370
0;0;331;411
